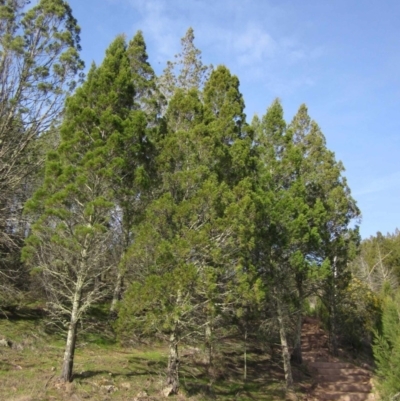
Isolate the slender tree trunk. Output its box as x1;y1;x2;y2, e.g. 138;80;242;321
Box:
166;326;180;394
291;312;303;364
329;256;338;356
110;228;131;318
205;319;214;389
244;326;247;382
60;283;82;382
61;320;78;382
277;296;293;388
329;296;338;356
291;278;303;364
109;269;123;318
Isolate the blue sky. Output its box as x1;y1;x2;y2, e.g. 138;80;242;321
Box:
67;0;400;239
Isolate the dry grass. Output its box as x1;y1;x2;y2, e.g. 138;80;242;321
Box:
0;309;305;400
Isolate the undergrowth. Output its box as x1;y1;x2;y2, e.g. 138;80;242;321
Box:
0;307;306;400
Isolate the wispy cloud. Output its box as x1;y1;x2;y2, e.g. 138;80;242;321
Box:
354;171;400;196
233;26;277;66
117;0;324;88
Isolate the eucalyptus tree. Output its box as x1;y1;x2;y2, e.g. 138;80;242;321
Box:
23;35;146;382
0;0;83;306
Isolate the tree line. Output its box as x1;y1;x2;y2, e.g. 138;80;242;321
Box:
3;1;398;399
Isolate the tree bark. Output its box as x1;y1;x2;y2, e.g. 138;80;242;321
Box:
329;256;338;356
329;298;338;356
291;311;303;364
244;327;248;381
291;278;303;364
60;283;82;382
109;270;123;318
205;319;214;388
277;296;293;388
166;328;180;394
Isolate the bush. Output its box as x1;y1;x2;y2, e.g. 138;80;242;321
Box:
373;292;400;400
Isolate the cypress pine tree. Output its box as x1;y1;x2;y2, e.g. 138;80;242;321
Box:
117;88;215;393
158;27;212;101
127;30;165;123
252;99;297;387
252;100;360;386
23;35;144;382
117;76;255;392
203;65;253;185
202;65;257;379
108;32;159;316
288;106;360;356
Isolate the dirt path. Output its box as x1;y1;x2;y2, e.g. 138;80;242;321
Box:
302;317;376;401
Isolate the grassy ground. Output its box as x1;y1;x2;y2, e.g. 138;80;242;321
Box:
0;308;310;400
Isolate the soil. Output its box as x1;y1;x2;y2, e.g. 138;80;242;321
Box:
301;317;376;401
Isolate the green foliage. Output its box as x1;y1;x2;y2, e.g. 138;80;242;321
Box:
373;292;400;400
22;34;152;381
335;277;382;350
0;17;370;390
158;27;212;100
0;0;83;307
127;30;165;123
352;230;400;293
117;67;257;392
204;66;254;185
252;99;360;368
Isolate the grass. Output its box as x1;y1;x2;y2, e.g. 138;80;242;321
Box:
0;308;306;400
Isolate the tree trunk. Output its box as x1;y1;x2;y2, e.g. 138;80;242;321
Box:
291;279;303;364
205;319;214;388
60;283;82;382
277;296;293;388
109;270;123;318
329;256;338;356
166;328;180;394
61;320;78;382
244;327;247;381
291;311;303;364
329;298;338;356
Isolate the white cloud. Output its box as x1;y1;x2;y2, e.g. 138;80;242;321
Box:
354;171;400;196
115;0;324;90
233;26;277;66
126;0;180;60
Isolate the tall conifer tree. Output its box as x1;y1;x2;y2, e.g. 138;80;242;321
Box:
252;99;297;387
127;30;164;123
109;31;158;315
288;105;360;356
118;66;255;393
158;27;212;101
252;100;360;386
23;35;145;382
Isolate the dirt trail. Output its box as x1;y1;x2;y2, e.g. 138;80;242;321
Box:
302;317;376;401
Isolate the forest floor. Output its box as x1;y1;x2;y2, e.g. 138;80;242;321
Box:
0;307;375;401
